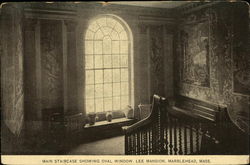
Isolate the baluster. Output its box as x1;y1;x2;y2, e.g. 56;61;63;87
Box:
133;133;136;155
144;129;147;154
129;134;132;155
169;117;173;155
125;135;128;155
196;123;200;154
165;116;169;155
155;122;159;154
150;126;153;154
146;129;149;154
152;123;156;154
184;124;187;154
137;131;140;155
131;134;134;155
141;130;144;155
142;129;145;154
153;124;156;154
148;127;151;154
190;123;194;154
160;115;164;154
127;134;131;154
179;121;183;155
134;133;137;155
173;118;178;155
157;109;161;154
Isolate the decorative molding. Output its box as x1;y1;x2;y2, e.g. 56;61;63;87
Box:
24;7;77;20
138;24;148;34
175;2;220;15
64;20;78;32
139;15;175;25
22;2;175;19
24;18;39;31
77;3;174;16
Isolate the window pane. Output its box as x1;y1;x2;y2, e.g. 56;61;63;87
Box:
95;84;103;98
113;96;120;110
95;55;103;69
112;41;119;54
106;17;116;29
114;22;124;33
102;27;112;36
85;55;93;69
104;83;112;97
85;16;133;114
96;17;106;27
121;96;129;109
95;98;104;112
120;41;128;54
95;70;103;84
121;69;128;81
120;55;128;67
85;85;94;98
85;41;93;54
103;36;111;54
104;69;112;83
85;30;94;40
86;70;94;84
121;82;128;95
94;41;102;54
86;99;95;113
103;55;111;68
113;83;120;96
95;29;104;40
120;31;128;40
113;69;120;82
112;55;120;68
88;21;99;32
104;97;112;111
110;31;119;40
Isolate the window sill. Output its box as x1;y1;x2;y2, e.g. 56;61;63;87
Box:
84;118;134;128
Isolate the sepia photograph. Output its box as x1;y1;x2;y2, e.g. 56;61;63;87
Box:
1;1;249;164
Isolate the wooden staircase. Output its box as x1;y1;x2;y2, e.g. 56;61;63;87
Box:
123;95;249;155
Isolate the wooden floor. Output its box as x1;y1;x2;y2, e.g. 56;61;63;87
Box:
68;136;125;155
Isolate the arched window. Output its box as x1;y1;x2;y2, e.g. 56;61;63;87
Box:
84;15;133;114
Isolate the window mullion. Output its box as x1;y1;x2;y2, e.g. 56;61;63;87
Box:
85;16;132;115
102;39;104;112
119;39;121;111
111;37;114;111
93;40;96;113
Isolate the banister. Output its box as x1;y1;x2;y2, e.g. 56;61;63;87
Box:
123;94;248;155
122;94;166;134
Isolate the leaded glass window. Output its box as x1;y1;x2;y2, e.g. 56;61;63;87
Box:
85;15;133;113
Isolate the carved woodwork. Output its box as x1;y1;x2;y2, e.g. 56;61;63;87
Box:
123;95;249;155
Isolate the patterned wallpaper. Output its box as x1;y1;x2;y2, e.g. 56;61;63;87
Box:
175;3;249;133
1;6;24;136
41;20;63;110
149;25;165;96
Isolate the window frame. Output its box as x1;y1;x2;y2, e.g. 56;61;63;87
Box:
84;14;134;118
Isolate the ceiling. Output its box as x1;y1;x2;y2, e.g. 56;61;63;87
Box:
105;1;188;9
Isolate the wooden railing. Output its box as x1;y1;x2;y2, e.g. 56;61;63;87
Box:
123;95;232;155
